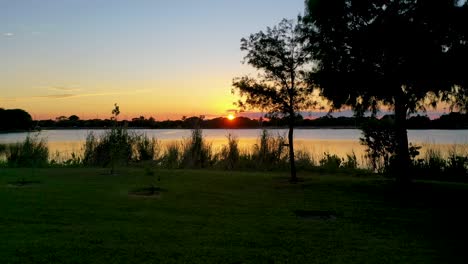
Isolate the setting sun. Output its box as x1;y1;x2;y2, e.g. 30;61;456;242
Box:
227;114;235;120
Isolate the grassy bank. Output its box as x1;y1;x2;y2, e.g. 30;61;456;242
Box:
1;168;467;263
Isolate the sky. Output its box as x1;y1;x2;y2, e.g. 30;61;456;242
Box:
0;0;306;120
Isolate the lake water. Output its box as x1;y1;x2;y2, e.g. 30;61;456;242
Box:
1;129;467;164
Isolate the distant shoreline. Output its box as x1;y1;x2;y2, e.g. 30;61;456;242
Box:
2;126;468;134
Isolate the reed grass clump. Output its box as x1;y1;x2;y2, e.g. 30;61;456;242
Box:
82;128;162;168
341;152;358;169
216;134;240;170
181;128;213;168
82;127;134;168
134;134;161;161
0;143;6;154
294;149;316;171
161;142;182;169
411;145;468;182
251;129;288;170
6;134;49;167
7;125;464;182
0;144;6;167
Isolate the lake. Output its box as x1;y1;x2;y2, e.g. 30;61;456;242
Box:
1;129;467;164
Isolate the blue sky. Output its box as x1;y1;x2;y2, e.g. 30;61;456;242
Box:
1;0;305;119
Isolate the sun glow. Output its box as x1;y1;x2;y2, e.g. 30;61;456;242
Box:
227;114;235;120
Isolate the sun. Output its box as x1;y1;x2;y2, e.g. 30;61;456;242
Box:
227;114;235;120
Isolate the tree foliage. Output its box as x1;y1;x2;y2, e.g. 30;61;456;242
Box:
304;0;468;112
303;0;468;182
232;19;316;182
233;19;315;116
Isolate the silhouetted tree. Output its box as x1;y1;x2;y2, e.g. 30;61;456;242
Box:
183;116;204;129
0;108;33;131
109;103;125;175
304;0;468;184
232;19;315;183
68;115;79;121
56;116;67;121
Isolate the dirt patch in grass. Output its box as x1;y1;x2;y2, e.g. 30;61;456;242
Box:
7;180;42;187
128;186;165;198
294;210;337;221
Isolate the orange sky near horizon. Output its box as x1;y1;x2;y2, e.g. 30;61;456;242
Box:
0;75;241;120
1;0;307;120
1;1;453;121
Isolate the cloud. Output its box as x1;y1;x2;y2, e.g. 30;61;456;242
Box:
35;89;150;99
3;32;14;37
48;86;82;92
33;94;78;99
33;92;117;100
0;97;12;102
0;89;151;102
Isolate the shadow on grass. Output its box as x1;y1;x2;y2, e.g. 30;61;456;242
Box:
320;179;468;263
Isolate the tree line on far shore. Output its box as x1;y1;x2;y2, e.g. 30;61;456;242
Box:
1;108;467;131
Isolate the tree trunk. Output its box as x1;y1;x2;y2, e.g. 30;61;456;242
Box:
288;116;297;183
394;95;411;185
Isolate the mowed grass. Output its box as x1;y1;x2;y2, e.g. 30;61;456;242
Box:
0;168;467;263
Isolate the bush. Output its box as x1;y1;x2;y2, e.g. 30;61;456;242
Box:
360;119;420;174
319;152;341;170
6;134;49;167
359;118;396;172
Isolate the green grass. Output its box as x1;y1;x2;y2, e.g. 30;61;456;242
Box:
0;168;467;263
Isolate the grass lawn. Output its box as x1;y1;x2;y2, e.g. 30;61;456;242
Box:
0;167;467;263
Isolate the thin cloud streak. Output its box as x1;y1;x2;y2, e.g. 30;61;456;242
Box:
48;86;82;92
226;109;238;114
0;90;150;102
34;94;77;99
